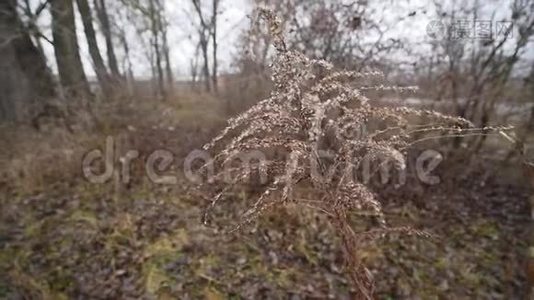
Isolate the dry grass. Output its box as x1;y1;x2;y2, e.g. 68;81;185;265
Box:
197;8;515;298
0;88;227;195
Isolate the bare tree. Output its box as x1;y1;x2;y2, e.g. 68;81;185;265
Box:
192;0;212;92
159;0;174;95
241;0;405;73
119;0;172;99
190;42;201;90
117;26;135;94
94;0;120;78
162;26;173;93
19;0;50;61
211;0;219;92
76;0;111;95
417;0;534;152
188;0;222;93
0;0;55;122
148;0;165;99
50;0;92;100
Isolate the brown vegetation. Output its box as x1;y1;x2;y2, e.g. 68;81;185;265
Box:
1;0;533;299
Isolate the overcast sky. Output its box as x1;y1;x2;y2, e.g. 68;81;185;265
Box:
28;0;534;79
32;0;251;79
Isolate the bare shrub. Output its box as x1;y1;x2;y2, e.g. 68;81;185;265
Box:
198;8;511;298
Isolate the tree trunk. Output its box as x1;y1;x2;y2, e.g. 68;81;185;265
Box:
118;27;134;96
21;0;48;62
76;0;111;95
51;0;92;100
200;36;211;92
94;0;120;78
211;0;218;93
192;0;211;92
157;0;173;95
190;43;200;91
162;26;174;94
149;0;165;100
0;0;56;122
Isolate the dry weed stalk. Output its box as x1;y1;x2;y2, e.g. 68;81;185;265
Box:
198;8;510;298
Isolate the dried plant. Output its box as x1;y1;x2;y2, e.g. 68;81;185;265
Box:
198;8;511;298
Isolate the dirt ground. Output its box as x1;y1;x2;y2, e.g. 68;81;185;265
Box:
0;99;531;299
0;169;530;299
